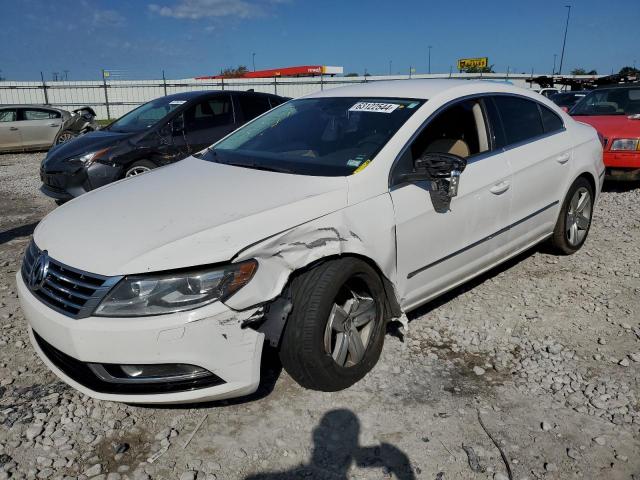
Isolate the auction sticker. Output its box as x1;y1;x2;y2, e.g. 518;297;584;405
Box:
169;100;187;105
349;102;399;113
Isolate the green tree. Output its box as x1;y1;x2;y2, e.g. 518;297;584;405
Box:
462;64;495;73
220;65;249;78
345;72;359;77
619;66;639;76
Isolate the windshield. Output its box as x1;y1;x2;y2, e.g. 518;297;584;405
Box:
202;97;424;176
571;88;640;116
108;97;187;133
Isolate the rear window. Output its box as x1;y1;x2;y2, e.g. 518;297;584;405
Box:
23;109;61;120
539;105;564;133
237;95;271;122
493;96;544;146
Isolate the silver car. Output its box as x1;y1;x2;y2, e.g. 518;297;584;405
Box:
0;105;96;152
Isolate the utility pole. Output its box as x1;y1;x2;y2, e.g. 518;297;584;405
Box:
553;54;557;75
389;60;392;76
428;45;432;74
63;70;69;81
558;5;571;75
252;52;256;72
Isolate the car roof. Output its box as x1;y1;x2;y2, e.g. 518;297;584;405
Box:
0;104;65;110
304;79;539;101
162;90;282;102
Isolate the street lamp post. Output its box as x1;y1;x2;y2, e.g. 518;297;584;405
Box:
553;54;557;75
252;53;256;72
558;5;571;75
428;45;432;74
389;60;392;76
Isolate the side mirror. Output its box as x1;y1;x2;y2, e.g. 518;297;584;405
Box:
399;152;467;197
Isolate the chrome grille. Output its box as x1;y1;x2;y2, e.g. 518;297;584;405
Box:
21;241;120;319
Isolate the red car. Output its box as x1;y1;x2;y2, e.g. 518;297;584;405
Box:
571;85;640;179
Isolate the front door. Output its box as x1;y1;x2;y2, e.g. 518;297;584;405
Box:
0;109;22;150
390;98;512;311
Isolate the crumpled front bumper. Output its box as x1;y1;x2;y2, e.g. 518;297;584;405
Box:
40;161;122;200
17;273;264;404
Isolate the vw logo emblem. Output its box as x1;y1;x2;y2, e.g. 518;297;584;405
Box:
28;250;49;291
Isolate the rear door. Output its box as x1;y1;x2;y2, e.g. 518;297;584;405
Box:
182;94;235;151
390;97;512;310
490;95;572;254
0;109;21;150
18;108;63;148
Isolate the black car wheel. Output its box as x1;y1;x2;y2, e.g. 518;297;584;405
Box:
279;258;387;392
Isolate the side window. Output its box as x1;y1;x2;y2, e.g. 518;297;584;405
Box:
539;105;564;133
269;96;285;108
493;96;544;146
391;98;490;185
23;109;61;120
237;95;271;122
184;95;232;132
0;109;17;122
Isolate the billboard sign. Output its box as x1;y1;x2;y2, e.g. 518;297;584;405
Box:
457;57;489;70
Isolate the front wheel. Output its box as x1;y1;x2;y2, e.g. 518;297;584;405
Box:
279;258;387;391
124;160;157;177
549;177;594;254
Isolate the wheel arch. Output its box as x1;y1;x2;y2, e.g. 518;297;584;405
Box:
250;252;402;348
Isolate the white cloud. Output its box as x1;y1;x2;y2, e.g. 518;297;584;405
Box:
148;0;288;20
92;9;126;27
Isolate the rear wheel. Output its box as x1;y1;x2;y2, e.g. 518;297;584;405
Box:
124;160;157;177
279;258;387;391
550;177;594;254
55;130;76;145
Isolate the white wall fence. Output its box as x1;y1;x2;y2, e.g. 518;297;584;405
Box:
0;73;595;120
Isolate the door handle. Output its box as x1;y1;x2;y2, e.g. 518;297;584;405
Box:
490;181;510;195
9;127;18;131
48;123;60;127
556;152;570;164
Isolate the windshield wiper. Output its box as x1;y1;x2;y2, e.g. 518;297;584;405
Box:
225;161;293;174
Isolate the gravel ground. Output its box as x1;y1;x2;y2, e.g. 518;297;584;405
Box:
0;152;639;480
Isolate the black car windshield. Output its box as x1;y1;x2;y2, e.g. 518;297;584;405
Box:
203;97;424;176
571;88;640;116
108;96;187;133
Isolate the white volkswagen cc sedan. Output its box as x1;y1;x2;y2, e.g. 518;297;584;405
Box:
17;80;604;404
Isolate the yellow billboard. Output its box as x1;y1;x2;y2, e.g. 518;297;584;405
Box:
457;57;489;70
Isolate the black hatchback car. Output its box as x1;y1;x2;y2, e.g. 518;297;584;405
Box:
40;90;287;201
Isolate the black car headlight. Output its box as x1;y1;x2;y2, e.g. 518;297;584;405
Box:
94;260;257;317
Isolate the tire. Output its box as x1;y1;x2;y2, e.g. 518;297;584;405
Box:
279;258;387;391
124;160;157;178
549;177;594;255
55;130;77;145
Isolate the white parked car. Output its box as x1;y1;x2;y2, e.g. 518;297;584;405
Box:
18;80;604;404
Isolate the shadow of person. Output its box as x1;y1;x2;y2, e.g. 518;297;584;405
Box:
245;409;415;480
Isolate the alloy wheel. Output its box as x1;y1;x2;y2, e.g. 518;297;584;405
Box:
125;166;151;177
565;186;592;247
323;281;379;368
56;132;75;144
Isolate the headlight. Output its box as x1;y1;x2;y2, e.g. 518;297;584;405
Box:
610;139;640;151
72;147;110;167
94;260;257;317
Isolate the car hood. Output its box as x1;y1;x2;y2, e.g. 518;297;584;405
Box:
43;130;136;169
572;115;640;141
34;157;348;276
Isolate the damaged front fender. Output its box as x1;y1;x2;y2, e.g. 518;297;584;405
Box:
223;194;403;343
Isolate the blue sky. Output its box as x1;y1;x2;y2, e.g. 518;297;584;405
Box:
1;0;638;80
